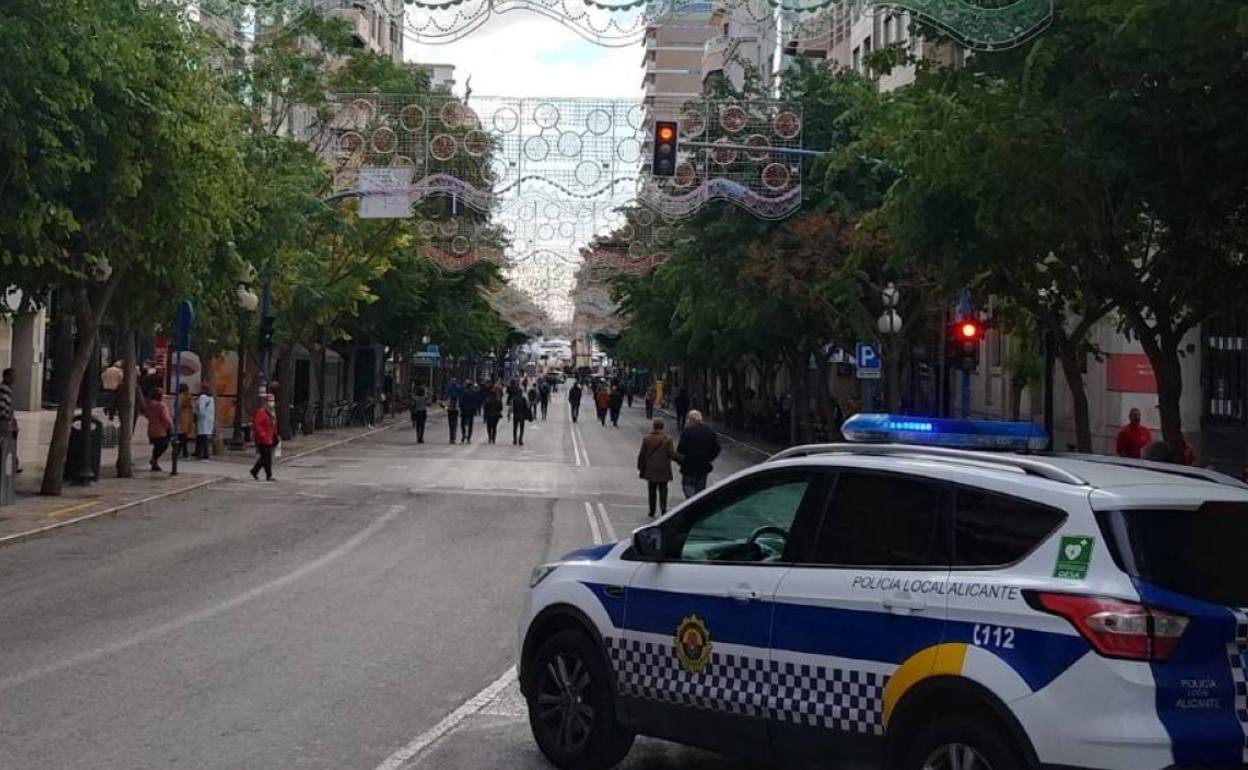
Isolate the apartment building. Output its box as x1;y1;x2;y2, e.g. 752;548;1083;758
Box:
700;0;778;93
412;62;457;91
642;2;717;111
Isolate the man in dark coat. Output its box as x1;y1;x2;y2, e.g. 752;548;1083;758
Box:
677;409;721;499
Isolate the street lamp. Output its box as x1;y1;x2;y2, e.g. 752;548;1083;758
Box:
877;282;904;413
230;265;259;449
72;257;113;486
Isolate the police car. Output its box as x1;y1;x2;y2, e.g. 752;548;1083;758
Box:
518;415;1248;770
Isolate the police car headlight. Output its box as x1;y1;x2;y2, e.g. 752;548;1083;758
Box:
529;564;559;588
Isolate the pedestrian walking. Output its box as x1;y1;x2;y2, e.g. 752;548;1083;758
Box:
447;378;462;404
461;383;479;443
512;389;531;445
176;383;194;459
568;380;583;422
674;388;691;432
644;383;656;420
609;386;624;427
195;384;215;459
102;360;123;421
0;368;20;473
145;387;173;472
527;385;539;421
250;393;277;481
447;398;460;444
625;383;634;408
410;386;430;443
483;387;504;444
539;380;551;420
638;418;682;518
677;410;721;499
595;385;611;426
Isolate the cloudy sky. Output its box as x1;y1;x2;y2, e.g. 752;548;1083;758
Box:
408;14;643;100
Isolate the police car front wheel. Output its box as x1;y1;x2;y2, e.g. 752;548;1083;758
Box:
527;630;635;770
901;715;1025;770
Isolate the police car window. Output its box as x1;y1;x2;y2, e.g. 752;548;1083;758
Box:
954;489;1066;567
679;478;810;563
811;473;947;567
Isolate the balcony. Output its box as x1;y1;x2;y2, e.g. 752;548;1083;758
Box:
701;35;755;79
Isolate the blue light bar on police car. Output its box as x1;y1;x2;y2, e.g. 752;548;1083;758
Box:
841;414;1048;451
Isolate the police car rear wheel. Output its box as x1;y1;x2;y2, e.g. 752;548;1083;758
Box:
902;715;1023;770
528;630;634;770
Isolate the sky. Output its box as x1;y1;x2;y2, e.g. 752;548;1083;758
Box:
408;14;643;100
407;12;645;324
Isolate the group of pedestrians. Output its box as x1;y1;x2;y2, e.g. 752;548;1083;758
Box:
411;375;558;447
637;409;721;518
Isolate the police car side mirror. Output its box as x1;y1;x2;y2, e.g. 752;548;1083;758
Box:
632;526;666;561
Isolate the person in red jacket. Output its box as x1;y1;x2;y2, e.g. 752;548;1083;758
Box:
1115;408;1152;459
250;392;277;481
144;387;173;472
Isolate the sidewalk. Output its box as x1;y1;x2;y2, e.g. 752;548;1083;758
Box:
655;405;785;459
0;411;409;546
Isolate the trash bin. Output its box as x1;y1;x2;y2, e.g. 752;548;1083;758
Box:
64;415;103;482
0;423;15;506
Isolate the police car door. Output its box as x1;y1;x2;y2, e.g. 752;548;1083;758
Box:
769;469;952;765
618;469;825;759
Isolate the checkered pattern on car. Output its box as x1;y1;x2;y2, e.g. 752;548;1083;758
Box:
604;637;888;735
1228;608;1248;762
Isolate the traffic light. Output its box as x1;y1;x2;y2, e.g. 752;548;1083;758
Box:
259;315;275;351
947;317;985;371
651;120;679;178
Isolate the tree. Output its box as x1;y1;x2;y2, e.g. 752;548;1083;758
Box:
0;0;245;494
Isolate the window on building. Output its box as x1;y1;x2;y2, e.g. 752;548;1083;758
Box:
1204;306;1248;422
852;45;862;72
884;15;895;45
722;22;730;38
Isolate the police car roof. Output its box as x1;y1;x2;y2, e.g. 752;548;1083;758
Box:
767;444;1248;500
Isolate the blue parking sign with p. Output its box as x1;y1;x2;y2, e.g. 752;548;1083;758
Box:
856;343;881;379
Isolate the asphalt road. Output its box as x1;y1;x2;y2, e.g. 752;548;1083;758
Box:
0;389;764;770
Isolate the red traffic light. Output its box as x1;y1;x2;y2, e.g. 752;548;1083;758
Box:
959;321;981;340
657;124;676;142
652;120;679;178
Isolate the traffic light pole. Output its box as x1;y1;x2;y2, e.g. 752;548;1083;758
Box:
958;290;973;419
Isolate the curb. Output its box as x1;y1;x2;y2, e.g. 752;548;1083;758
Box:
0;476;222;549
0;420;407;549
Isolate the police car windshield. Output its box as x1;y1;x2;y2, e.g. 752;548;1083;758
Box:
1097;503;1248;607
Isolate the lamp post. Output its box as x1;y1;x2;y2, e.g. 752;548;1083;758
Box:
877;282;904;413
230;265;259;449
72;257;113;486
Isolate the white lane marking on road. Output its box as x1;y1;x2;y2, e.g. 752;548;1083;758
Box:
576;422;591;467
596;502;617;542
373;666;519;770
568;421;583;467
0;504;406;691
584;501;603;544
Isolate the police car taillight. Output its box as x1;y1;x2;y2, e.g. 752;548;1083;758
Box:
1026;592;1189;661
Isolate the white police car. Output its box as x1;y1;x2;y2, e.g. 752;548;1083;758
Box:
518;415;1248;770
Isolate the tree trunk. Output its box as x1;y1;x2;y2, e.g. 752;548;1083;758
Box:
1149;344;1186;452
1009;379;1025;422
116;319;137;478
1057;343;1093;453
41;288;107;495
275;347;296;440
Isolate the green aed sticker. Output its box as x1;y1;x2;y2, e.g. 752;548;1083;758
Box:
1053;535;1095;579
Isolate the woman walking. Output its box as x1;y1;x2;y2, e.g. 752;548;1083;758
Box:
145;387;173;472
595;385;611;426
637;418;681;518
250;394;277;481
483;387;504;444
410;385;429;443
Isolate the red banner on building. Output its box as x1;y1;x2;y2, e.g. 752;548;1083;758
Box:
1106;353;1158;393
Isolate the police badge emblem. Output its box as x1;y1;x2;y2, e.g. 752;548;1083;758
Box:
673;614;712;675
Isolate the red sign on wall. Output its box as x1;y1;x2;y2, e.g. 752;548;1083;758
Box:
1106;353;1157;393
